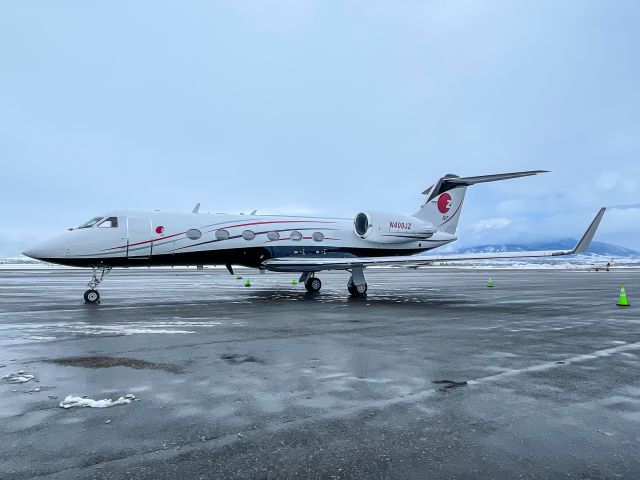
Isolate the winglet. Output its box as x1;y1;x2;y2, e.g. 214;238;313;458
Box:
571;208;606;254
192;203;201;214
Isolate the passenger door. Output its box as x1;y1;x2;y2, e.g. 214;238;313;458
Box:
127;217;153;258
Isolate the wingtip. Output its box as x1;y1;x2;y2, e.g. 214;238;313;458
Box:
572;207;607;254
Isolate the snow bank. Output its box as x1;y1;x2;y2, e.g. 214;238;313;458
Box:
59;393;136;409
2;370;36;384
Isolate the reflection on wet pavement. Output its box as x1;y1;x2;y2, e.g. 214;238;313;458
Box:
0;267;639;479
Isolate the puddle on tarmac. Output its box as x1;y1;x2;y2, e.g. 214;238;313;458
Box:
433;379;468;394
48;356;183;373
220;354;265;365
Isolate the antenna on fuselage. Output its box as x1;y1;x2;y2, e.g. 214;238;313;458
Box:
192;203;201;214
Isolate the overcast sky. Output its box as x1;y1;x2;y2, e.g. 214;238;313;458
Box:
1;1;639;254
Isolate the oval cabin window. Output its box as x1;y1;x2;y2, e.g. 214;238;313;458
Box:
242;230;256;241
215;229;230;240
186;229;202;240
290;231;303;241
267;231;280;241
312;232;324;242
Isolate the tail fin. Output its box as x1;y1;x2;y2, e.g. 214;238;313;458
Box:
413;170;547;234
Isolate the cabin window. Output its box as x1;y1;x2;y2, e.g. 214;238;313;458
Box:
78;217;104;229
312;232;324;242
98;217;118;228
290;231;303;241
186;229;202;240
242;230;256;241
215;229;230;240
267;231;280;241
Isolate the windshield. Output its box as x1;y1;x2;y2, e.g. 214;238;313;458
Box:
98;217;118;228
77;217;105;229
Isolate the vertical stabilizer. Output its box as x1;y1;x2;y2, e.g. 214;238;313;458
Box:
413;170;547;235
414;175;467;234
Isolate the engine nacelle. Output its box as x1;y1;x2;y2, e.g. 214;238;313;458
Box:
353;211;437;244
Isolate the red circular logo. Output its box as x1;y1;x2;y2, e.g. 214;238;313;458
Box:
437;193;452;214
155;226;165;234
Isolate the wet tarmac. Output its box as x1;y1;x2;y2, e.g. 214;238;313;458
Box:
1;267;639;479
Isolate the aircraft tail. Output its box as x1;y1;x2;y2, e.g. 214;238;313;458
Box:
413;170;547;234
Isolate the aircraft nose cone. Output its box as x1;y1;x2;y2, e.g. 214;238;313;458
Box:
22;245;45;260
23;237;65;261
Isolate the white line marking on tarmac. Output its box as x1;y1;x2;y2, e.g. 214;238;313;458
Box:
470;341;640;385
16;340;640;478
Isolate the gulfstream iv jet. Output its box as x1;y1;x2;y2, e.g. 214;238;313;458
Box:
23;171;606;303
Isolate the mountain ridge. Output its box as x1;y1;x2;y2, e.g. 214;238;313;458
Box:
448;240;639;258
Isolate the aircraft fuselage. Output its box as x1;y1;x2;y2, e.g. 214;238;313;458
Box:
24;210;455;269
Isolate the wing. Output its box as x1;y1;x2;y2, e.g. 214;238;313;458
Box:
262;208;606;272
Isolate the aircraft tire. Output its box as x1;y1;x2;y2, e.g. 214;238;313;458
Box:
84;289;100;304
305;277;322;293
348;281;367;297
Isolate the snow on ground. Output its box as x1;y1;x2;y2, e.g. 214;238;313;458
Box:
0;320;231;342
2;371;36;383
59;393;137;409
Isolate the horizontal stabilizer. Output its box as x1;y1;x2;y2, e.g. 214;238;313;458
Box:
422;170;547;196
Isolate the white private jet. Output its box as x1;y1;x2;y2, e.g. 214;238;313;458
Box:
587;259;613;272
23;171;606;303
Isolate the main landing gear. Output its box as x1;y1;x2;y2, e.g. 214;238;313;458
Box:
302;273;322;293
299;268;368;297
84;266;111;304
347;278;367;297
347;266;367;297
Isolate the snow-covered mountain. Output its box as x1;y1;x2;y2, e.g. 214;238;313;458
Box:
421;240;640;268
453;240;639;258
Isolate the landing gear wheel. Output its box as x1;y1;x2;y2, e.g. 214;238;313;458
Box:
347;279;367;297
305;277;322;293
84;289;100;304
85;266;110;303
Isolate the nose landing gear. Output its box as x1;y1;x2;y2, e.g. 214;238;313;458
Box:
84;266;111;304
84;289;100;303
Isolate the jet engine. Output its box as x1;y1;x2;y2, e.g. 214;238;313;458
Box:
353;211;437;244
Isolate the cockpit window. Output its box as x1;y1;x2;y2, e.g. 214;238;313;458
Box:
98;217;119;228
78;217;105;229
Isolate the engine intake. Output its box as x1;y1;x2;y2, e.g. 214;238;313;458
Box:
354;212;371;237
353;211;436;244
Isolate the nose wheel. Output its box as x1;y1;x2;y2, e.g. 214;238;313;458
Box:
84;289;100;304
84;266;111;304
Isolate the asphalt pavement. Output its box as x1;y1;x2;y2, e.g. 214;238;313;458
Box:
1;267;639;479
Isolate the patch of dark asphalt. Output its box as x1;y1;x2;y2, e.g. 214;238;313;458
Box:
433;379;468;394
47;356;184;374
220;354;265;365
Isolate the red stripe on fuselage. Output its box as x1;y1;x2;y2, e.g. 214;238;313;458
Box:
218;220;336;230
102;220;338;251
103;231;187;251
